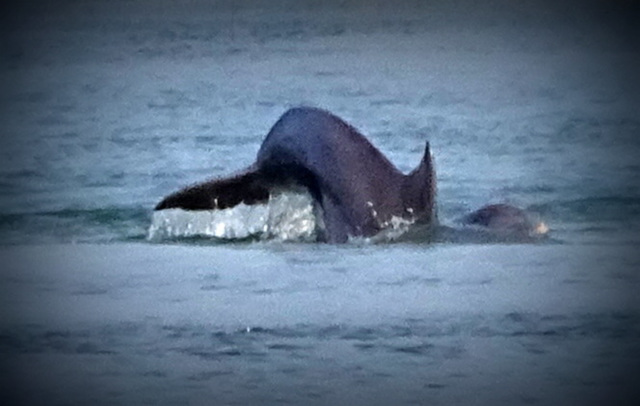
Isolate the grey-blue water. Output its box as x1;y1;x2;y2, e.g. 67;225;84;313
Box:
1;1;639;405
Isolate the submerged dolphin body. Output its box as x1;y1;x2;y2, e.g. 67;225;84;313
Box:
155;107;436;243
457;203;549;241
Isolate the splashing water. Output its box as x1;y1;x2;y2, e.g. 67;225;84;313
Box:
147;191;550;244
147;191;431;244
147;192;318;242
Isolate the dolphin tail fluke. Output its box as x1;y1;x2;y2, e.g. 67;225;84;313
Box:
403;141;437;222
154;165;270;211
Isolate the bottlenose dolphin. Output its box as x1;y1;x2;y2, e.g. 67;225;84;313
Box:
458;203;549;241
155;107;436;243
155;107;548;243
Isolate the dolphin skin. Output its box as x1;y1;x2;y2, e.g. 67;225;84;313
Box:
461;203;549;238
155;107;436;243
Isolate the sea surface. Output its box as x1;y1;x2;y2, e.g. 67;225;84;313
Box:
1;1;640;405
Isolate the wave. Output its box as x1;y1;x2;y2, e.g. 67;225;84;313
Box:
528;195;640;223
6;312;637;357
0;206;151;245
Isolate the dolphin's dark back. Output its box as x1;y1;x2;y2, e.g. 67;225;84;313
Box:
155;107;437;243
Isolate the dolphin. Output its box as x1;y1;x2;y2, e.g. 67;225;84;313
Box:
155;107;436;243
460;203;549;239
